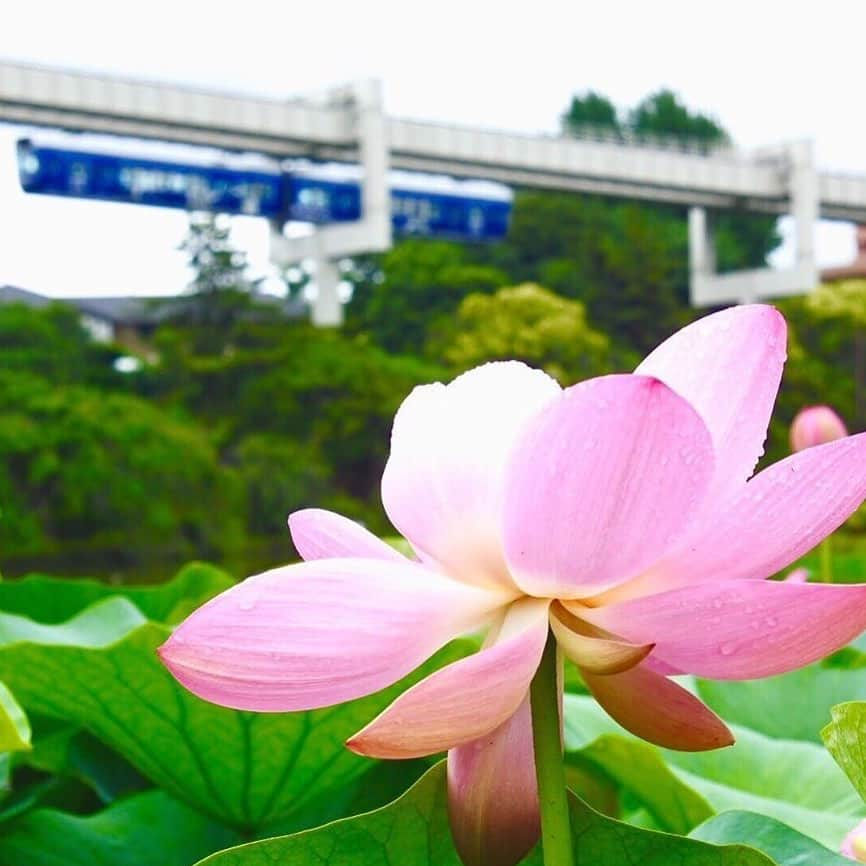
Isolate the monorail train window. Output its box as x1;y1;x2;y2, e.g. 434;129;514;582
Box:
298;187;330;209
69;162;89;193
18;151;40;178
468;207;484;234
172;172;191;194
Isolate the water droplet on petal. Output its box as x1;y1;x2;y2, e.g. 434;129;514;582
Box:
719;641;736;656
239;596;257;612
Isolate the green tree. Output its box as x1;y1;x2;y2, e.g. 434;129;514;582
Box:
0;302;123;388
474;192;688;353
562;91;619;135
348;239;508;355
441;283;613;384
629;89;727;147
153;321;443;530
0;370;243;562
803;279;866;427
163;213;261;354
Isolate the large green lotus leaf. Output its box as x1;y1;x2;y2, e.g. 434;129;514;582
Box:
0;597;475;831
822;702;866;805
0;680;30;752
0;596;147;645
692;811;852;865
52;731;151;803
565;710;712;834
696;657;866;743
194;761;774;866
0;789;240;866
0;562;234;624
564;695;863;849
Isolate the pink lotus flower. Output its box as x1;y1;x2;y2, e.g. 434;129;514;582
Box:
160;305;866;866
790;405;848;452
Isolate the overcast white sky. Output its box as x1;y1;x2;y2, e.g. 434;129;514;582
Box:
0;0;864;298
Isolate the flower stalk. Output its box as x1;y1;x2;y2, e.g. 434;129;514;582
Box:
820;537;833;583
530;631;574;866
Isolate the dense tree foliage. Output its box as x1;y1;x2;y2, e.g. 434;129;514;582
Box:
561;90;619;134
440;284;614;383
158;213;263;355
0;303;123;388
348;239;508;355
0;369;243;561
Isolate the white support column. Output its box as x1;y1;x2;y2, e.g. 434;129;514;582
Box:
268;79;392;327
311;255;342;327
790;140;819;282
688;206;715;306
355;79;391;252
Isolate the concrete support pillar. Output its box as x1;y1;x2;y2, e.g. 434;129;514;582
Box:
688;207;715;278
688;206;717;305
311;255;342;327
268;79;391;327
790;140;818;278
354;79;391;252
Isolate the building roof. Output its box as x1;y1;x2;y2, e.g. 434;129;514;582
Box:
0;285;55;308
0;285;307;325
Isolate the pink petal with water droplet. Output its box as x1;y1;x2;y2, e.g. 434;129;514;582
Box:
503;374;714;597
448;696;539;866
347;598;550;758
382;362;560;590
650;432;866;590
159;558;507;711
637;304;786;502
581;580;866;679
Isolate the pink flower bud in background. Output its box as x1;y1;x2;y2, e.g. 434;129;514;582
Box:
841;819;866;861
790;405;848;452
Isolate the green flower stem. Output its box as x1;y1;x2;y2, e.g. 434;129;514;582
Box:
820;536;833;583
530;630;574;866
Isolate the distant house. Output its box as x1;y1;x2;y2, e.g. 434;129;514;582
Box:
821;225;866;283
0;285;307;353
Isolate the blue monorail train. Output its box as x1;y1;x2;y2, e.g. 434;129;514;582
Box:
283;160;513;241
16;132;513;242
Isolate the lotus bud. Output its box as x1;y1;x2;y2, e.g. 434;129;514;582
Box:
841;819;866;861
790;406;848;452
